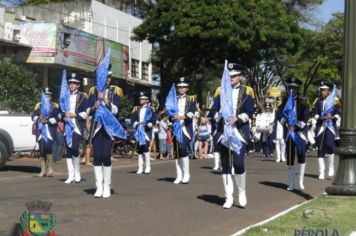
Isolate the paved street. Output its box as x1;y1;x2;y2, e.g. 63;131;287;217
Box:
0;152;335;236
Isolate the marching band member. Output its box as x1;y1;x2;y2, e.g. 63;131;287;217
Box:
61;73;88;184
131;92;157;174
256;103;275;158
207;87;223;171
274;101;286;162
313;81;340;180
87;69;122;198
281;77;310;191
210;62;255;209
165;77;196;184
32;88;59;177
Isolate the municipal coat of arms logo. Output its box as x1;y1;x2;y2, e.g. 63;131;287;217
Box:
20;200;57;236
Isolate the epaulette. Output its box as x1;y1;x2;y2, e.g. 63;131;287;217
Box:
188;95;197;102
334;97;341;106
34;102;41;110
89;86;96;95
52;102;59;109
110;85;124;97
243;85;256;99
83;92;88;99
214;87;221;98
312;98;319;107
132;106;139;113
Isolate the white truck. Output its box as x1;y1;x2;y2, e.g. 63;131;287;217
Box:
0;112;37;168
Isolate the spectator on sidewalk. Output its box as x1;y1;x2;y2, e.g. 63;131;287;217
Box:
197;115;211;159
158;115;170;160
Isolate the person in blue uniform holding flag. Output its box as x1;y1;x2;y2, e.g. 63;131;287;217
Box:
87;52;126;198
32;88;59;177
165;77;196;184
131;92;157;174
60;73;88;184
313;81;340;180
281;77;310;191
209;62;255;209
87;69;122;198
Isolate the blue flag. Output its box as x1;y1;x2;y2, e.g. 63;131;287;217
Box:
38;92;50;142
165;85;183;143
134;103;153;145
94;49;126;139
220;60;242;154
283;90;304;153
59;69;75;148
321;85;336;130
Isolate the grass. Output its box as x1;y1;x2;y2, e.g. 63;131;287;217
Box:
242;195;356;236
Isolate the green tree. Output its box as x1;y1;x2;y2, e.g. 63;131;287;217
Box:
277;0;324;23
0;59;38;113
118;95;134;119
133;0;303;106
289;12;344;98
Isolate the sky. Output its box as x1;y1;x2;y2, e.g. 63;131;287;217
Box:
316;0;345;23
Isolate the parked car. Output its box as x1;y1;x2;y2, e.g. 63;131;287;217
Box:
0;111;36;168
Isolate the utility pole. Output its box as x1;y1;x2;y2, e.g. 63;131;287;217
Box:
326;0;356;195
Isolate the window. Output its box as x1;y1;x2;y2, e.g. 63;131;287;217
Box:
142;62;149;80
131;59;139;78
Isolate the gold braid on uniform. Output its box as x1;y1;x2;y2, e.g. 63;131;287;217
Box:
213;86;255;99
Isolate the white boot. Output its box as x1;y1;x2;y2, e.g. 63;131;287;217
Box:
64;158;75;184
213;152;221;170
222;174;234;209
287;166;295;191
327;154;335;177
298;163;306;190
102;166;112;198
280;140;286;162
181;156;190;184
317;157;325;180
72;156;81;183
137;154;144;174
94;166;104;198
144;152;151;174
173;159;183;184
235;172;247;208
275;141;281;162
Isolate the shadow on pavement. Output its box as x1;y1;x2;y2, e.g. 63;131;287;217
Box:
305;173;319;179
200;166;213;170
259;181;314;200
127;171;137;174
156;177;175;183
9;223;21;236
84;188;96;195
197;194;225;206
210;171;222;175
84;188;115;196
0;165;40;173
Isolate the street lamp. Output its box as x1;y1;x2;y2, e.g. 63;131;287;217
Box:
326;0;356;195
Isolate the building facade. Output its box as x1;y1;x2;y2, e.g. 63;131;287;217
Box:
1;0;158;105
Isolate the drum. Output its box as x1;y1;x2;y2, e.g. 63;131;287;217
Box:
255;113;274;133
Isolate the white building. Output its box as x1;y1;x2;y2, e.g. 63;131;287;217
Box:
4;0;158;101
